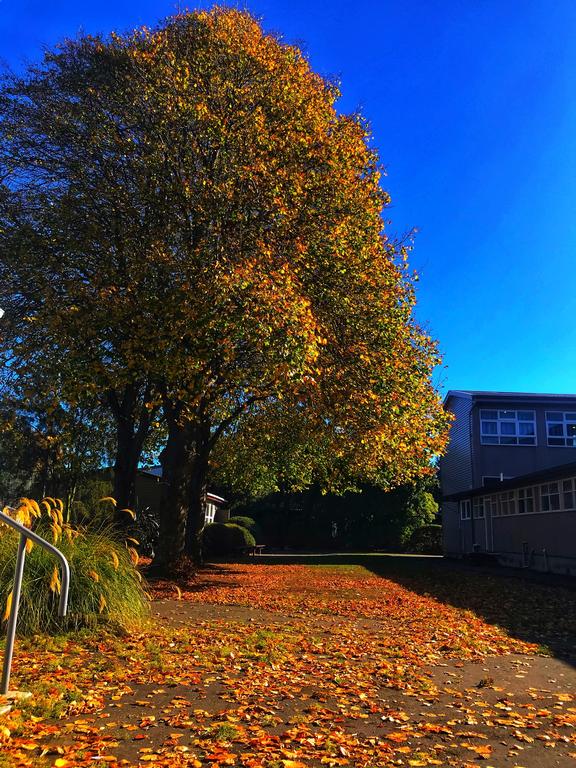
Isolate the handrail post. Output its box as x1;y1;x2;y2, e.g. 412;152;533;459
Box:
0;511;70;698
1;534;27;695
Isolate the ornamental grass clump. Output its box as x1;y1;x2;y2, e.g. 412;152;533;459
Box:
0;498;150;635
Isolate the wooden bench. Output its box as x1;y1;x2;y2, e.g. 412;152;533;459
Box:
239;544;266;557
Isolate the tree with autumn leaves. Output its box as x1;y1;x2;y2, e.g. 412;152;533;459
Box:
0;8;450;572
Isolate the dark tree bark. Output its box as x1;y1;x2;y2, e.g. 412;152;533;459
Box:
112;425;142;517
107;382;156;529
151;401;192;574
185;424;211;564
153;397;259;571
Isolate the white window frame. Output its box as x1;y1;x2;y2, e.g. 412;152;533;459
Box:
499;490;516;516
517;487;534;514
545;412;576;447
540;481;561;512
562;478;576;510
473;498;485;518
460;499;471;520
480;409;536;446
490;479;576;516
204;501;217;525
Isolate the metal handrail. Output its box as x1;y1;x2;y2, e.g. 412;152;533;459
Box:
0;511;70;695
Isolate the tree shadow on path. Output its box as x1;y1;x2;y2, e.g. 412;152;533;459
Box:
256;553;576;668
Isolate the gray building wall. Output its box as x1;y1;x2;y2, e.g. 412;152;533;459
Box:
442;501;461;556
439;394;473;495
451;505;489;555
468;490;576;576
470;398;576;485
441;392;576;560
492;512;576;562
439;394;473;555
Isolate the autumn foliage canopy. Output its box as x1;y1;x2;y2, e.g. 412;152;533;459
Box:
0;8;450;565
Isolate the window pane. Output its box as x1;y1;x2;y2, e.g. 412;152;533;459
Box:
499;410;515;418
549;423;564;436
519;437;535;445
564;492;574;510
481;436;498;444
567;424;576;436
501;422;516;435
501;436;517;444
566;413;576;420
480;410;498;419
482;421;497;434
519;422;535;435
548;437;565;446
551;494;561;511
547;412;563;422
563;480;573;492
518;411;534;420
542;496;550;512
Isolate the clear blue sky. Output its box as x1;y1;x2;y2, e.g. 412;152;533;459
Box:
2;1;576;395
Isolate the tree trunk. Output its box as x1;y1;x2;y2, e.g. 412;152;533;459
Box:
107;383;155;531
185;449;209;565
112;426;141;527
151;417;191;574
112;419;143;522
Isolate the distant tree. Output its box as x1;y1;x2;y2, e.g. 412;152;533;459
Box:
0;9;450;572
234;477;439;551
0;367;115;512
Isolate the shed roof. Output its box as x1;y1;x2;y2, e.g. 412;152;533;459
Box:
138;466;226;505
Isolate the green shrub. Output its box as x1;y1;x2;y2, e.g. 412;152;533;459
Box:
407;524;442;554
0;498;150;635
228;516;262;541
202;522;256;556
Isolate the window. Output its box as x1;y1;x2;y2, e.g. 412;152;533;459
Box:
499;490;516;516
546;412;576;447
473;498;485;518
204;502;217;525
517;487;534;514
480;409;536;445
541;482;561;512
562;478;576;510
460;499;471;520
492;478;576;515
491;488;535;516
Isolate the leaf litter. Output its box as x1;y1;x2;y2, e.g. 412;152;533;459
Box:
1;560;576;766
